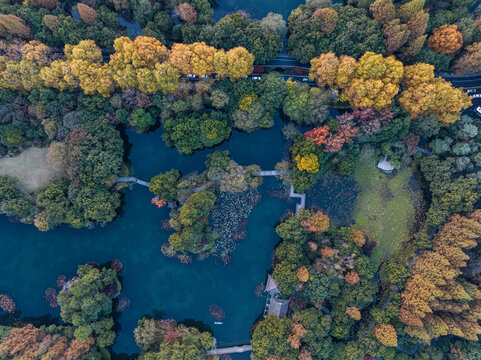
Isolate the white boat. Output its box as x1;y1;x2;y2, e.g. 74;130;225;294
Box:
214;322;223;325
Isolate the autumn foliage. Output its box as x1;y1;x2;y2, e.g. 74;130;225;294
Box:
295;153;319;173
0;14;32;39
350;229;366;247
453;42;481;75
346;306;361;320
0;324;93;360
287;322;307;349
301;211;330;234
309;51;403;110
398;63;471;125
31;0;59;10
344;270;360;285
374;323;398;347
77;3;98;25
176;3;197;23
0;37;254;97
428;25;463;54
296;266;309;282
400;210;481;342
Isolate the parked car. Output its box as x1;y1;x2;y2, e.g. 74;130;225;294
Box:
201;75;208;79
302;78;310;82
187;74;196;78
252;76;261;80
472;94;481;98
475;106;481;115
467;88;477;93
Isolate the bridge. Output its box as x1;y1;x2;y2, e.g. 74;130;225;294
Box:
206;344;252;355
115;176;149;187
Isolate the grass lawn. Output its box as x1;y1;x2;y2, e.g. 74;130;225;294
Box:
353;147;421;263
0;147;64;192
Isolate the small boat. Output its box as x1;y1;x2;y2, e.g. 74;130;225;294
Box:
214;322;223;325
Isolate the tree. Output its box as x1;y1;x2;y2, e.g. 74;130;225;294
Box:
176;3;197;23
428;25;463;54
406;10;429;39
346;306;361;320
300;210;330;234
226;47;255;79
77;3;98;25
168;43;193;74
400;211;481;341
134;318;212;359
453;42;481;75
149;170;181;202
31;0;59;10
260;12;287;37
399;63;471;126
312;8;338;35
251;315;299;360
131;108;155;132
369;0;396;25
397;0;425;23
383;19;410;55
0;175;35;221
57;264;121;347
168;190;217;254
374;324;397;347
309;52;342;87
0;14;32;39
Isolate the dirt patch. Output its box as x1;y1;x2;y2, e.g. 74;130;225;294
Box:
0;147;65;192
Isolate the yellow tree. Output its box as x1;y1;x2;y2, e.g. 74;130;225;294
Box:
40;59;78;91
374;324;398;347
189;42;216;76
225;47;254;80
309;51;339;87
154;62;180;94
168;43;193;75
399;63;471;125
343;52;403;110
131;36;169;68
213;49;229;78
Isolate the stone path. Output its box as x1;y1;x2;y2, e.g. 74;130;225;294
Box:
289;184;306;215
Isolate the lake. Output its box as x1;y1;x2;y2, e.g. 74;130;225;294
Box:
0;117;296;357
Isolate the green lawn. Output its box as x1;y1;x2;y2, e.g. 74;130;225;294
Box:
0;147;65;192
353;148;421;263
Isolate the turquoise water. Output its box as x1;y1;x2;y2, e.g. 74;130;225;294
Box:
0;117;293;356
214;0;303;20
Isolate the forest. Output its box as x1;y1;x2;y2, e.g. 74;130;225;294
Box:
1;0;481;359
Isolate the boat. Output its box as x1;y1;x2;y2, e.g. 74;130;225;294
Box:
214;321;223;325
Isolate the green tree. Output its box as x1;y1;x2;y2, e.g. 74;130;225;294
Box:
149;170;181;202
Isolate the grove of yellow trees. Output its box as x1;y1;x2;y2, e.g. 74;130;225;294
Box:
309;51;470;125
0;37;255;97
400;210;481;342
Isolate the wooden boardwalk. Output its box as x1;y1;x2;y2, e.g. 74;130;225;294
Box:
289;184;306;215
206;345;252;355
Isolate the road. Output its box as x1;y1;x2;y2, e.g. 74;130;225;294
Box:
4;47;481;116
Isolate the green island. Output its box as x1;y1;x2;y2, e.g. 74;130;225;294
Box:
1;0;481;359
